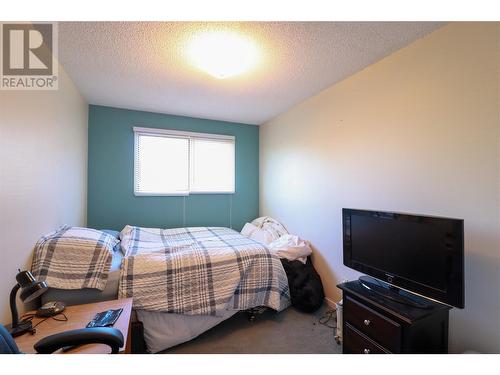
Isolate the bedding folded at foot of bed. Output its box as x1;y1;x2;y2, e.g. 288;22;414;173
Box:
31;226;119;291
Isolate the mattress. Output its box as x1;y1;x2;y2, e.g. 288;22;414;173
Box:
136;299;238;353
41;249;123;306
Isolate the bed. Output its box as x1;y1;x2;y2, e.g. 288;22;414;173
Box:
38;226;291;353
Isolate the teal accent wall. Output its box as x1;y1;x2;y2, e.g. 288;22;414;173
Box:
87;105;259;231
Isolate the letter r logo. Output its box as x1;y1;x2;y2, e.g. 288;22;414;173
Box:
2;23;53;76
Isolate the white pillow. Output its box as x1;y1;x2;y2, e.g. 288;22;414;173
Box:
241;222;258;237
240;222;276;245
251;216;288;238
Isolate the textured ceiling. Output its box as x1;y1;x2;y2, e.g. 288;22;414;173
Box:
59;22;444;125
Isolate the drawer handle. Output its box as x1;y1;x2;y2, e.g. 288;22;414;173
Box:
364;348;371;354
364;319;371;326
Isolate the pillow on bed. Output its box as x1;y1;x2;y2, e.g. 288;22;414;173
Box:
251;216;289;238
240;222;277;245
101;229;121;251
101;229;120;239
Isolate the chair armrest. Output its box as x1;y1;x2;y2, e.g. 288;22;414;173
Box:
34;327;124;354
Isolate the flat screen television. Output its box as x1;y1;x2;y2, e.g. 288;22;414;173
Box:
343;208;464;308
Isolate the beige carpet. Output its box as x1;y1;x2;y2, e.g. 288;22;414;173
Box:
162;304;341;354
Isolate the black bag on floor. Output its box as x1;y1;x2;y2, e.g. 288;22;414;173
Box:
281;256;325;313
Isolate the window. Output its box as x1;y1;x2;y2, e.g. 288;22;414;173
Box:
134;127;235;195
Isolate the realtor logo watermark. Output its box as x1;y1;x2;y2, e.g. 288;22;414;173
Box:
1;22;58;90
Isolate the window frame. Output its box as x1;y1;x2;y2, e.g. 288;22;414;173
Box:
133;126;236;196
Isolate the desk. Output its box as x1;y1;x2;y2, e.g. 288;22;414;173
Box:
14;298;133;354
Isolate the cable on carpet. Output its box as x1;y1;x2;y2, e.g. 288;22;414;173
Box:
318;307;337;329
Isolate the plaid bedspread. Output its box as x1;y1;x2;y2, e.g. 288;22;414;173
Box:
31;226;118;290
119;226;291;316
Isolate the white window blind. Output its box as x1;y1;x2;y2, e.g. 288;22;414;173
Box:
191;138;235;193
134;127;235;196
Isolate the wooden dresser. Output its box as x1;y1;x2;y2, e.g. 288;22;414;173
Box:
338;280;451;354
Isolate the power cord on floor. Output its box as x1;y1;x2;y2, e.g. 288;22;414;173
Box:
318;307;337;329
319;307;342;345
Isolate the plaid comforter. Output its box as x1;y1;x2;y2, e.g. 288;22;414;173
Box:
31;226;118;290
118;226;291;316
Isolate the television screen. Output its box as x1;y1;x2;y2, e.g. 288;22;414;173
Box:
343;208;464;308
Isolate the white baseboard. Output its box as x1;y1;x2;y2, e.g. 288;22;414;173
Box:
324;296;338;309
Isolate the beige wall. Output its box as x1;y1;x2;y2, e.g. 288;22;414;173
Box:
0;64;88;324
260;23;500;353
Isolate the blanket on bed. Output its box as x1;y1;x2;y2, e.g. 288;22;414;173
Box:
119;226;291;316
31;226;118;290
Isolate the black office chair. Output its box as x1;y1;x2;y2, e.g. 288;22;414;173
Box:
0;324;124;354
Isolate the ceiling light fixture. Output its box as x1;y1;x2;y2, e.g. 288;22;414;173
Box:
186;31;261;79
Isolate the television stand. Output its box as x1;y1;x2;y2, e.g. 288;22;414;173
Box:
358;276;432;309
338;279;451;353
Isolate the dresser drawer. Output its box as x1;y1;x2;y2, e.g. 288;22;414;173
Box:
344;296;402;352
344;323;390;354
